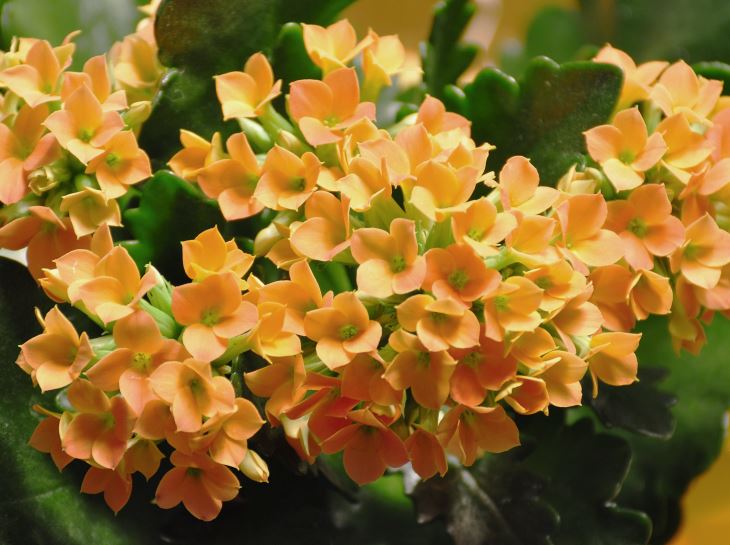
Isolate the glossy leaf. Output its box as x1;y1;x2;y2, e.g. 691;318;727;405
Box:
462;57;622;185
586;366;677;439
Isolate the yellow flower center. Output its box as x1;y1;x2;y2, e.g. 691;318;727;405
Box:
535;276;552;290
78;128;94;143
417;351;431;366
618;149;636;164
463;351;482;367
429;311;448;323
290;177;306;191
324;114;340;127
186;467;203;478
684;243;699;260
467;227;484;241
105;153;121;168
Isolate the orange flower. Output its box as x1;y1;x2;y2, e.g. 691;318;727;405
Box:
172;272;258;361
630;269;673;320
508;327;559;370
61;55;128;112
589;265;634;331
669;310;706;354
504;376;550;415
555;193;624;270
396;294;480;351
60;186;122;237
538;351;588;407
407;160;476;221
109;32;162;103
85;130;151;198
505;212;559;267
584;107;666;191
361;30;405;100
288;67;375;146
196;398;264;467
77;246;157;323
302;19;371;74
0;206;89;279
150;358;235;433
449;337;517;406
677;159;730;225
214;52;281;120
320;409;408;484
405;429;447;480
80;466;133;514
437;404;519;466
29;413;73;470
548;288;603;351
254;145;320;210
669;213;730;289
337;156;392;212
655;113;712;184
498;156;558;214
304;291;382;369
245;355;306;422
247;302;301;359
482;277;544;341
424;243;501;304
181;226;253;285
254;260;331;336
39;223;112;303
155;451;240;521
168;130;220;181
61;380;135;469
19;306;93;391
350;218;426;298
605;184;686;270
587;332;641;390
384;329;456;409
0;103;60;204
650;60;722;125
197;132;264;220
340;353;401;406
451;198;517;257
416;95;470;137
593;45;667;110
290;191;351;261
44;84;125;164
86;311;189;414
524;259;586;313
0;39;66;106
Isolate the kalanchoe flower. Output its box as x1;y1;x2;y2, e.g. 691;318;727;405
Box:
215;52;281;120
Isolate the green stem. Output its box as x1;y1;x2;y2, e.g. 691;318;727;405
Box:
139;299;179;339
238;118;273;152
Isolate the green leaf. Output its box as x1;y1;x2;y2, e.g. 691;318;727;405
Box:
579;0;730;64
422;0;479;98
0;0;140;69
0;257;160;545
272;23;321;91
409;415;650;545
122;170;224;283
500;7;586;76
279;0;356;27
586;366;677;439
614;316;730;544
463;57;622;185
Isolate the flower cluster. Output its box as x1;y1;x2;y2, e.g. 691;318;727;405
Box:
0;1;161;279
13;19;730;522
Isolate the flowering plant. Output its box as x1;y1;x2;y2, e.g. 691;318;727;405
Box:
2;1;730;544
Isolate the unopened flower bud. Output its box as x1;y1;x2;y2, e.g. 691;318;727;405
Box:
239;449;269;483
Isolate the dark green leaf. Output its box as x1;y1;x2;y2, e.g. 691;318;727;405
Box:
586;366;677;439
422;0;479;98
463;57;622;185
615;316;730;544
1;0;139;68
122;170;224;283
